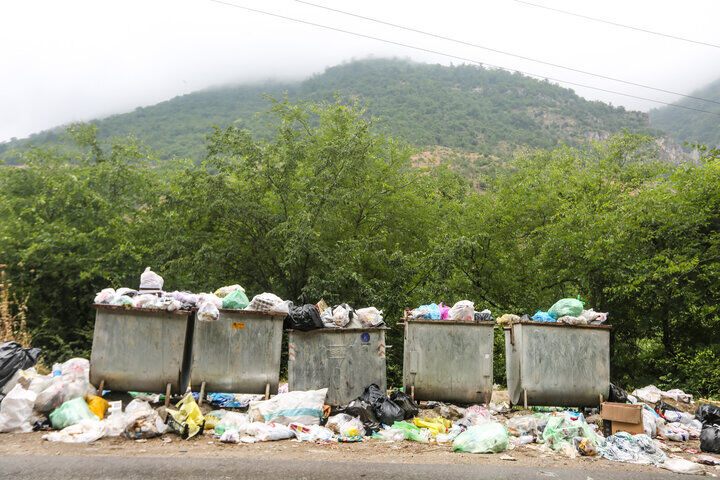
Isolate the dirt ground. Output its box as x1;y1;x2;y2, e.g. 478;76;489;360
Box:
1;430;717;476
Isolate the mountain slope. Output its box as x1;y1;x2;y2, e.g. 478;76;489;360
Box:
649;79;720;148
1;58;657;164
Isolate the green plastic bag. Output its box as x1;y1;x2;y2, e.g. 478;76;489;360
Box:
391;421;429;442
221;289;249;310
49;397;99;430
453;422;509;453
542;416;599;451
548;298;584;319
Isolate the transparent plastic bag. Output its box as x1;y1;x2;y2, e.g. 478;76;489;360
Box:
448;300;475;322
139;267;164;291
93;288;116;304
43;418;106;443
356;307;384;327
452;422;509;453
49;397;99;430
326;413;365;437
197;301;220;322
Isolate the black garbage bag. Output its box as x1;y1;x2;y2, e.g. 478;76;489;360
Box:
283;303;323;331
358;383;386;405
473;311;493;322
389;390;419;419
655;400;680;415
374;396;406;426
340;400;382;434
697;404;720;427
701;425;720;453
0;341;41;390
518;314;533;322
607;383;629;403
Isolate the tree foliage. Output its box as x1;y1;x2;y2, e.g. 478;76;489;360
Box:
1;98;718;396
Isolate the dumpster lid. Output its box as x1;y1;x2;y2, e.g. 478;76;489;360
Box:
405;318;495;326
502;321;611;330
218;308;287;317
94;304;193;316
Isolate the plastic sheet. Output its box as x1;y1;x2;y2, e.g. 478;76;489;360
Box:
43;419;106;443
600;433;666;464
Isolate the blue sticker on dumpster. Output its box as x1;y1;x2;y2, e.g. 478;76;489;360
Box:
361;333;370;343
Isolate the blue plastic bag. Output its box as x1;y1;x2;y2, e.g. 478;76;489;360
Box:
532;311;556;322
415;303;442;320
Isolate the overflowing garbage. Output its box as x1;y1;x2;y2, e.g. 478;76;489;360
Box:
406;300;491;323
495;297;608;326
93;267;384;329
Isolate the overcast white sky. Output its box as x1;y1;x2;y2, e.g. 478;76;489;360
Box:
1;0;719;141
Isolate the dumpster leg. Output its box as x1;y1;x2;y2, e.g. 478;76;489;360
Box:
165;383;171;407
599;393;603;406
265;382;270;400
198;382;206;406
98;379;105;394
410;385;415;402
523;388;528;410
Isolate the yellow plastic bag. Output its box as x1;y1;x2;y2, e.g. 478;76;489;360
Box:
412;416;451;437
168;394;205;438
85;395;109;420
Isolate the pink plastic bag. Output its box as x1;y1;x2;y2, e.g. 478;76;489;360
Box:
440;303;451;320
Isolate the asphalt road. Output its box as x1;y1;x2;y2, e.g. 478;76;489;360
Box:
0;456;703;480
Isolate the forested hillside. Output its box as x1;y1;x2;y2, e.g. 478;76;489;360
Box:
1;59;656;169
649;78;720;147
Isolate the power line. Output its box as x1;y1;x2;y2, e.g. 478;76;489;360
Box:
207;0;720;117
296;0;720;106
512;0;720;50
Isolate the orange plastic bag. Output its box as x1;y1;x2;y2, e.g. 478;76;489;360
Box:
86;395;109;420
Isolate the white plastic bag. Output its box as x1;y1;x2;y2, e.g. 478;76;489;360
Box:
197;293;222;309
0;384;38;433
448;300;475;322
43;419;107;443
245;293;287;313
94;288;116;304
125;399;153;415
356;307;384;327
133;294;160;309
139;267;164;291
197;301;220;322
632;385;663;404
248;388;327;426
291;424;335;442
660;458;703;475
1;368;37;395
244;422;294;441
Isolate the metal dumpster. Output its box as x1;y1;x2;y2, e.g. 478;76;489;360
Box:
189;309;285;397
288;328;387;406
90;304;193;394
403;319;494;404
504;321;611;408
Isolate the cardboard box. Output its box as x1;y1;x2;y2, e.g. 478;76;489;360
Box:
601;402;644;435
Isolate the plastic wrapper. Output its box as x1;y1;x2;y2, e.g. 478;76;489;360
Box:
452;422;509;453
0;384;38;433
43;419;106;443
448;300;474;322
49;397;99;430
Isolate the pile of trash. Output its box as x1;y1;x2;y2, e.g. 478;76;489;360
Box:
94;268;383;329
406;300;492;322
496;297;608;326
